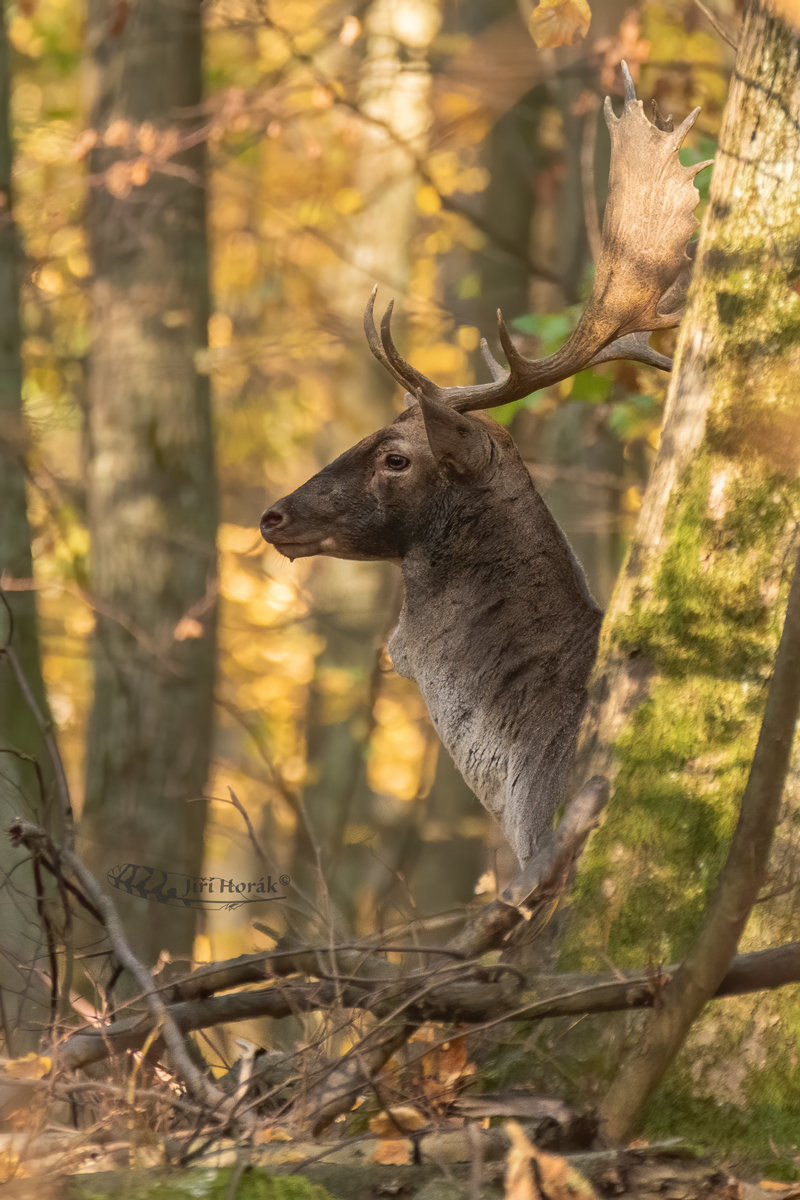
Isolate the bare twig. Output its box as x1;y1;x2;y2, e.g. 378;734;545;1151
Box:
694;0;739;50
9;819;231;1116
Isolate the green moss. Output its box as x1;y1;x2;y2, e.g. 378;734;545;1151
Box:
563;447;800;971
643;1085;800;1178
68;1167;337;1200
209;1168;336;1200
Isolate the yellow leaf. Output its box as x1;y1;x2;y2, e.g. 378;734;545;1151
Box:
333;187;362;215
474;868;496;895
622;486;642;513
416;185;441;215
372;1138;412;1164
369;1106;427;1138
457;325;480;352
505;1120;599;1199
529;0;591;49
173;616;204;641
1;1052;52;1079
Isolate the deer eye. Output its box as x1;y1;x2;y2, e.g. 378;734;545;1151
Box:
384;453;410;471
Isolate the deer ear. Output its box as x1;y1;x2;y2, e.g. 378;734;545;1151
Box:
418;395;491;476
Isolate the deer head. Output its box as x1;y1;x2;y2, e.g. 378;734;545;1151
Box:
260;67;710;867
262;65;710;559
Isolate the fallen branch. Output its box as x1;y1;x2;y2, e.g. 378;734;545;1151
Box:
52;937;800;1072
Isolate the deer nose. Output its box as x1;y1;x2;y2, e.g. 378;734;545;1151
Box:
260;507;287;538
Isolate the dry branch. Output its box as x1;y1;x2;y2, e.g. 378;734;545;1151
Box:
51;933;800;1074
9;818;231;1117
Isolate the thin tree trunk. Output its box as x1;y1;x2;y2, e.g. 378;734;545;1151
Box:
79;0;216;968
296;0;441;925
561;0;800;1135
0;0;57;1052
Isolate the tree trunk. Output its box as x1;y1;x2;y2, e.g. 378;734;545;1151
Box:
0;0;57;1052
560;0;800;1139
79;0;216;968
296;0;441;926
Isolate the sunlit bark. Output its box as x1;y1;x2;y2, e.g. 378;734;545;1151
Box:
297;0;448;923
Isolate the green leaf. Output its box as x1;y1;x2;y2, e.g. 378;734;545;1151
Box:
626;393;658;411
511;310;573;353
569;370;611;403
679;137;715;203
608;404;638;439
492;390;547;426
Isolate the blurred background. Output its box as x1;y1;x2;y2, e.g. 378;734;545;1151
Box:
0;0;734;1049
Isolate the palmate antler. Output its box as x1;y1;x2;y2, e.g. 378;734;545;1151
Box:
364;63;712;414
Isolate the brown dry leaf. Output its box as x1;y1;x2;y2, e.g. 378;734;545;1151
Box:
137;122;158;154
504;1120;599;1200
595;10;650;92
759;1184;800;1196
258;1126;294;1143
105;161;133;199
103;118;131;148
174;616;204;641
420;1031;476;1111
70;128;97;160
1;1053;52;1080
109;0;129;38
372;1138;411;1165
369;1106;427;1138
130;158;151;187
529;0;591;49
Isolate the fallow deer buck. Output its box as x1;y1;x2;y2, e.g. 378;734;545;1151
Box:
261;66;710;885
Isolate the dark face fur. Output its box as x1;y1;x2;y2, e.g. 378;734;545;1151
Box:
260;398;516;563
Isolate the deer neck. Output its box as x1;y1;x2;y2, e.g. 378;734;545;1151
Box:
389;480;600;681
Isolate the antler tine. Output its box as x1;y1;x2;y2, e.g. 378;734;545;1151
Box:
621;60;637;104
652;99;674;133
589;331;673;373
480;338;508;383
671;105;701;150
363;287;416;392
379;301;441;398
497;310;535;377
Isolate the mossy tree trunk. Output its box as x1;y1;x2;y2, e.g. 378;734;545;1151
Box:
559;0;800;1144
79;0;216;968
0;0;57;1052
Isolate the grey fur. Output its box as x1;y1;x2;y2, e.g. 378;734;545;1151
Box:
261;403;601;866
